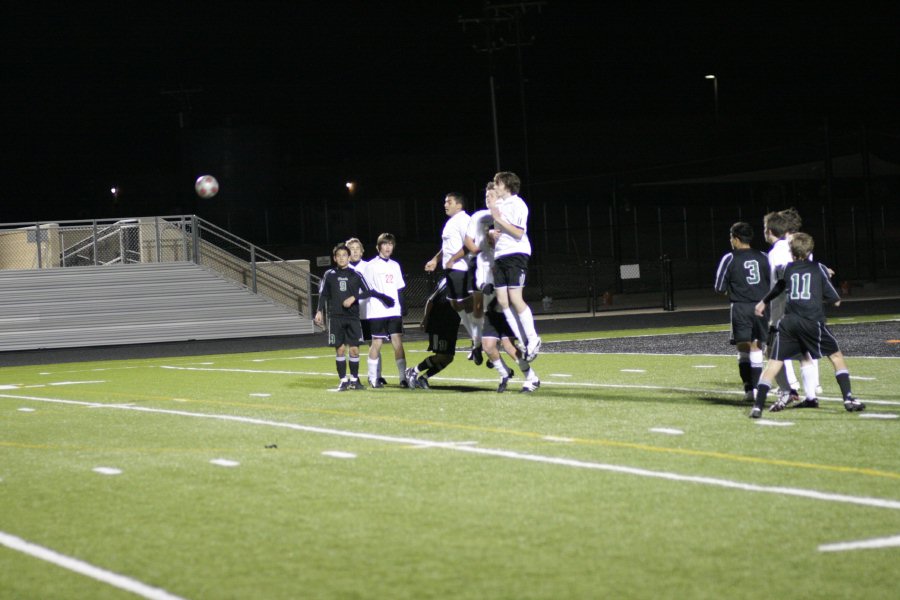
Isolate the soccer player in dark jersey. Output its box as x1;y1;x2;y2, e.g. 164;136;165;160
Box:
714;222;770;402
749;233;865;418
404;278;461;389
315;243;393;391
481;294;540;393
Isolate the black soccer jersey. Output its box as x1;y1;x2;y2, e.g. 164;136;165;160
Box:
768;260;840;323
317;267;370;318
714;248;770;302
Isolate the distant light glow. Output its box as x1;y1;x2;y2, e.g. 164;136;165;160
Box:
345;181;356;193
705;74;716;79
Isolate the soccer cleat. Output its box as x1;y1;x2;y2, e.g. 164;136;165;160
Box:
399;379;411;389
525;337;542;362
485;359;494;369
415;376;430;390
513;340;527;359
791;398;819;409
336;379;350;392
843;397;866;412
404;368;418;389
467;344;484;366
768;398;787;412
788;389;800;405
349;378;365;390
377;377;388;387
369;378;384;389
520;380;541;393
750;407;762;419
742;389;755;403
497;377;509;393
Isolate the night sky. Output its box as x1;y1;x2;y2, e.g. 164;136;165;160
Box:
3;1;899;224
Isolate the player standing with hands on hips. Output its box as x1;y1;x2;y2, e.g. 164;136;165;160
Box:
489;171;541;361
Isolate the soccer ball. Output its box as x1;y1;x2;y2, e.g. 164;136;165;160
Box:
194;175;219;198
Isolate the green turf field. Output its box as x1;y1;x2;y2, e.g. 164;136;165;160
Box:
2;320;898;599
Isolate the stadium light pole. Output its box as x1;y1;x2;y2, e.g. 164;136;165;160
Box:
705;74;719;126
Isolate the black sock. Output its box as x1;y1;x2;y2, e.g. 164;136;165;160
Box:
336;357;347;379
738;361;752;390
750;366;762;389
836;370;852;399
754;383;770;409
349;356;359;379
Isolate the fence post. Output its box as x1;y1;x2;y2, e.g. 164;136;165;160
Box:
35;223;43;268
250;245;258;293
661;254;675;311
191;216;201;265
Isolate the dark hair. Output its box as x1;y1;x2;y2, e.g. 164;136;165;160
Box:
763;211;789;239
376;232;396;248
445;193;466;209
730;222;754;244
779;207;802;233
332;243;350;258
493;171;521;194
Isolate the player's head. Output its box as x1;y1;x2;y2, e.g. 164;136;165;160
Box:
763;211;789;241
376;232;396;257
729;222;754;246
789;232;814;260
345;237;364;262
493;171;521;196
444;193;466;216
332;243;350;267
779;207;802;233
484;181;496;207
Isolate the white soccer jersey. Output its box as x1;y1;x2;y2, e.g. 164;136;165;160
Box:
467;208;495;287
494;195;531;258
362;256;405;319
348;259;369;319
767;238;792;323
441;211;471;272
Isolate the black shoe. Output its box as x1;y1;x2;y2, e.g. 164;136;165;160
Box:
485;359;494;369
400;379;410;389
497;377;509;393
377;377;388;386
471;344;483;366
337;379;350;392
768;398;787;412
349;378;365;390
791;398;819;409
843;397;866;412
416;376;430;390
369;378;384;389
749;407;762;419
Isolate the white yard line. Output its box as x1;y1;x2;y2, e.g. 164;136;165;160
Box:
0;530;187;600
3;393;900;512
818;534;900;552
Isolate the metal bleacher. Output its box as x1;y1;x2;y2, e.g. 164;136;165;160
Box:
0;216;319;352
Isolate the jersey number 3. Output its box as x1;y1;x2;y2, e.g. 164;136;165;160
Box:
743;260;761;285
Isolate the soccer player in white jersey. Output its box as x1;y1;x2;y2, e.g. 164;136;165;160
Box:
362;233;408;388
763;211;803;406
489;171;541;362
424;193;480;361
346;237;386;387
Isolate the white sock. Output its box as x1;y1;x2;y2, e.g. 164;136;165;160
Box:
784;360;799;389
367;356;380;382
494;361;509;378
458;310;474;338
801;362;818;399
517;306;538;343
501;307;525;342
471;316;483;346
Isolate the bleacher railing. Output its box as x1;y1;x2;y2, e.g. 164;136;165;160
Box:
0;215;319;319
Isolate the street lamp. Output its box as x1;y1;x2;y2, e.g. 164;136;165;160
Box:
705;74;719;126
